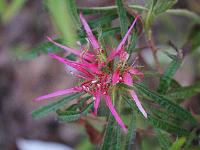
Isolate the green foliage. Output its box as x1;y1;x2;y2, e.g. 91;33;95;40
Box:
125;111;136;150
153;0;178;14
1;0;27;23
157;52;182;94
116;0;128;37
20;39;63;60
21;27;120;60
123;95;190;136
119;83;196;124
89;13;118;29
45;0;77;46
101;115;115;150
144;0;178;30
188;25;200;52
166;82;200;103
155;129;172;150
148;115;189;136
32;93;83;119
168;137;186;150
57;102;93;122
27;1;200;149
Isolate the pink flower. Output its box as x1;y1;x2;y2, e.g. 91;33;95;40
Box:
34;13;147;132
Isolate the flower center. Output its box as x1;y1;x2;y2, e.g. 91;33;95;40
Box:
81;72;111;95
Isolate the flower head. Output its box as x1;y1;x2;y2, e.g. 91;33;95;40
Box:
34;13;147;132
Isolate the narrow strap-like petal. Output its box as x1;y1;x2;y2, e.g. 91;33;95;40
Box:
122;71;147;118
79;13;100;50
116;15;139;52
112;68;120;85
48;53;94;78
34;87;79;101
107;16;139;62
47;36;94;61
104;94;127;132
93;92;101;116
129;90;147;118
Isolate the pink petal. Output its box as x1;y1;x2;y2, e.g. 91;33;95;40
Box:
79;13;100;50
47;36;94;61
128;67;144;78
112;68;120;85
48;53;94;78
129;90;147;118
80;60;100;74
116;15;139;52
107;16;139;62
104;94;127;132
122;71;147;118
122;71;133;86
93;92;101;116
34;87;79;102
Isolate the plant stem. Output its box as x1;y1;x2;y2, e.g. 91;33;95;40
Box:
147;30;163;73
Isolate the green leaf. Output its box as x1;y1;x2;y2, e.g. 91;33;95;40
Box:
2;0;27;24
186;24;200;52
0;0;6;15
125;110;136;150
77;5;147;14
155;129;172;150
149;116;189;136
168;137;186;150
119;83;196;124
184;128;198;149
32;93;83;119
22;27;120;60
157;53;182;94
45;0;77;46
112;125;122;150
154;0;178;14
101;115;115;150
166;9;200;24
66;0;81;28
89;13;118;29
20;39;63;60
144;0;156;30
166;82;200;103
57;102;93;122
116;0;128;37
123;95;189;136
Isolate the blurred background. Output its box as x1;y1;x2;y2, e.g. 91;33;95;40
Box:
0;0;199;150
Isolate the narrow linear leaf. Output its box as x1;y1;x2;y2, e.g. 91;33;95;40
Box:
155;129;172;150
45;0;77;47
77;5;147;14
158;53;182;94
123;95;189;136
166;82;200;102
148;116;189;136
101;115;115;150
112;124;122;150
2;0;27;23
57;102;93;122
168;137;186;150
89;13;118;29
32;93;83;119
116;0;128;36
184;128;198;149
166;9;200;24
66;0;81;28
125;110;136;150
154;0;178;14
119;83;196;124
22;27;120;60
